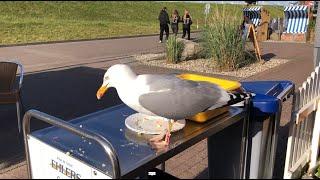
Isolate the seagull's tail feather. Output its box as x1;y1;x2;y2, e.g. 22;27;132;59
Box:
208;88;231;110
226;92;254;106
207;91;254;110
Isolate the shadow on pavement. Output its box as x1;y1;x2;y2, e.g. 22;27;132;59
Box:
194;168;209;179
0;66;122;169
0;62;237;173
261;53;277;61
273;123;290;178
192;122;290;179
0;64;293;178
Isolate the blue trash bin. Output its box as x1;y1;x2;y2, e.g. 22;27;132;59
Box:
208;80;294;179
241;81;295;179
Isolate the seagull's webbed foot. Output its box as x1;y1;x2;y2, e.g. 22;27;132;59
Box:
148;119;174;153
149;130;170;153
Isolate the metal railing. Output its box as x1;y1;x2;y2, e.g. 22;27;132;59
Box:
284;66;320;178
23;110;121;179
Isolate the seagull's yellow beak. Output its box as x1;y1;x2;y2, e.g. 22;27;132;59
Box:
96;83;109;100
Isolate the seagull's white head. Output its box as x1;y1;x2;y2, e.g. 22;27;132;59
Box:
96;64;136;100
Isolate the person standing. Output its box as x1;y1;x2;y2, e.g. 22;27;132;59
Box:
171;9;180;36
182;9;192;40
158;7;170;43
241;15;253;44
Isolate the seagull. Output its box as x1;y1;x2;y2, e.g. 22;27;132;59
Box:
96;64;250;149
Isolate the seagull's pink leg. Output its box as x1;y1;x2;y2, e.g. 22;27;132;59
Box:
149;131;168;152
148;119;174;152
165;119;173;144
149;133;166;142
164;131;171;144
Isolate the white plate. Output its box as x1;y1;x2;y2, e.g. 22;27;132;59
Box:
125;113;186;135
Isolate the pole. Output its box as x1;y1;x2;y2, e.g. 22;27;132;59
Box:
175;36;177;62
205;10;208;27
278;17;280;40
204;4;210;27
314;3;320;67
197;19;199;30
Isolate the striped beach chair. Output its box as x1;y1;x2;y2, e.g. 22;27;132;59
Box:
283;5;309;34
243;6;262;27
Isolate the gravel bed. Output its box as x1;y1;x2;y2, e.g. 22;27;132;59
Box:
134;53;290;78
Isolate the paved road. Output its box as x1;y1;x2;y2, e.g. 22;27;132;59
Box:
0;36;162;73
0;34;314;179
0;33;199;74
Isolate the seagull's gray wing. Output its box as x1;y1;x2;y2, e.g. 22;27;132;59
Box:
136;74;196;91
138;74;229;120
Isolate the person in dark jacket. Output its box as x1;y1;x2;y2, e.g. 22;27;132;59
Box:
241;16;253;43
171;9;180;36
158;7;170;43
182;9;192;40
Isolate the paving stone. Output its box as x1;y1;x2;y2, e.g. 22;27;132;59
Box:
178;170;195;179
189;162;207;176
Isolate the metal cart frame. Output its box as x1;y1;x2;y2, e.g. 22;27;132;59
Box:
22;98;251;179
22;110;121;179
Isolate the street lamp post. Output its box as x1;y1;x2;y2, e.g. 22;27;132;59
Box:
204;3;210;27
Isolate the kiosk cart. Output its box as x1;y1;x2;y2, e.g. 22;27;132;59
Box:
23;100;250;179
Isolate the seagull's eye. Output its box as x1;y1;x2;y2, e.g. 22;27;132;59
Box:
104;76;109;81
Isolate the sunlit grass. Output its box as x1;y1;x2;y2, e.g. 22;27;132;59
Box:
0;1;284;45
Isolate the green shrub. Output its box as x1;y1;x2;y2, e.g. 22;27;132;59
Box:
309;19;316;31
166;36;185;64
200;4;254;71
315;165;320;178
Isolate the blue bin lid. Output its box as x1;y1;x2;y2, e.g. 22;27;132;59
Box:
240;80;294;98
240;81;293;115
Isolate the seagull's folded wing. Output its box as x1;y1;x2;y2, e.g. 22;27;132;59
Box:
138;75;228;120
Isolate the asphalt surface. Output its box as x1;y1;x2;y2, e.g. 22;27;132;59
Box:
0;33;315;178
